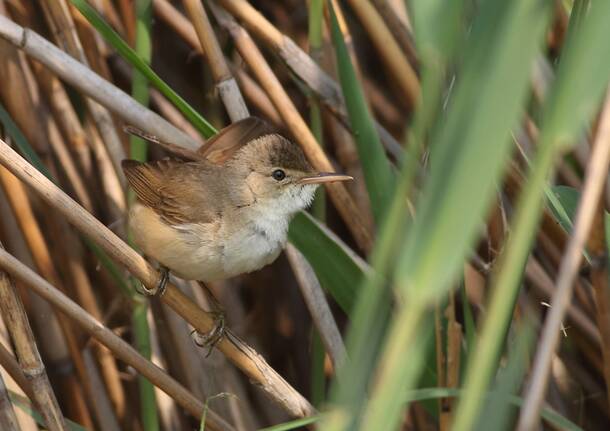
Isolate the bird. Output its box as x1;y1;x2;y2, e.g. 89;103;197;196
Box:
122;117;352;294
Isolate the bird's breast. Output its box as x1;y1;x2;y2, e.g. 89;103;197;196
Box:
220;216;289;277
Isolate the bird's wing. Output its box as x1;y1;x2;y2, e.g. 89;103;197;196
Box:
122;159;219;225
197;116;275;164
123;126;202;161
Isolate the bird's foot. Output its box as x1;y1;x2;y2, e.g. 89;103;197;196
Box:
137;266;169;297
191;311;226;357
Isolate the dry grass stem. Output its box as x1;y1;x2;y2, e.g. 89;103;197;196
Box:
210;2;373;252
40;0;126;184
344;0;419;106
286;244;346;368
152;0;283;127
0;371;19;431
153;0;203;54
0;245;66;431
517;89;610;431
587;191;610;409
525;257;599;347
232;66;283;126
0;343;34;402
0;15;200;152
183;0;248;122
0;164;96;428
370;0;418;67
0;248;233;431
0;139;315;418
81;349;121;431
215;0;404;160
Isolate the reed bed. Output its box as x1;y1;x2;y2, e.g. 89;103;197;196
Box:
0;1;608;430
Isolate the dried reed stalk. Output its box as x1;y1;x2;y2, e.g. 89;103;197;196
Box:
0;139;315;418
183;0;248;121
232;66;283;126
344;0;419;106
214;0;404;159
0;245;66;431
50;218;126;420
0;15;200;152
0;166;94;428
40;0;126;184
517;90;610;431
0;248;233;431
152;0;283;127
0;371;19;431
370;0;418;67
587;195;610;409
0;343;34;401
286;244;346;368
81;349;121;431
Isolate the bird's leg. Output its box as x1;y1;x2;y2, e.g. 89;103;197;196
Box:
190;281;226;356
137;266;169;297
198;281;224;312
190;312;226;357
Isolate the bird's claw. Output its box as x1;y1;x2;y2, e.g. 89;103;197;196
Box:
191;311;226;357
137;267;169;297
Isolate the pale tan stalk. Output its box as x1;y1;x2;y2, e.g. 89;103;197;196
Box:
81;349;121;431
153;0;202;53
209;3;373;252
214;0;404;158
286;244;346;368
0;24;93;213
108;53;206;145
0;371;19;431
152;0;283;126
524;258;600;349
344;0;419;105
40;0;126;185
116;0;135;44
0;15;200;152
587;196;610;409
0;245;66;431
370;0;418;67
0;343;33;402
9;4;124;223
0;248;233;431
31;64;94;188
51;218;126;420
517;90;610;431
183;0;248;121
84;116;127;227
150;89;205;144
0;139;315;418
0;166;95;427
232;66;283;126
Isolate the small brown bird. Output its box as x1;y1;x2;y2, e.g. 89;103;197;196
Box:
122;117;351;290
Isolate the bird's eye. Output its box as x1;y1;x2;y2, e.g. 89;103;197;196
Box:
272;169;286;181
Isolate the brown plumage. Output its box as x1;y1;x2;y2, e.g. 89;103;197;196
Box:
122;117;352;282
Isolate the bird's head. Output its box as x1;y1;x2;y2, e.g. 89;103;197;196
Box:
227;134;352;215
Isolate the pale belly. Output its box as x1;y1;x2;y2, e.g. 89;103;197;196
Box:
129;203;287;282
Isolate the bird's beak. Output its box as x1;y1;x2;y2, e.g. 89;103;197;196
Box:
298;172;353;185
